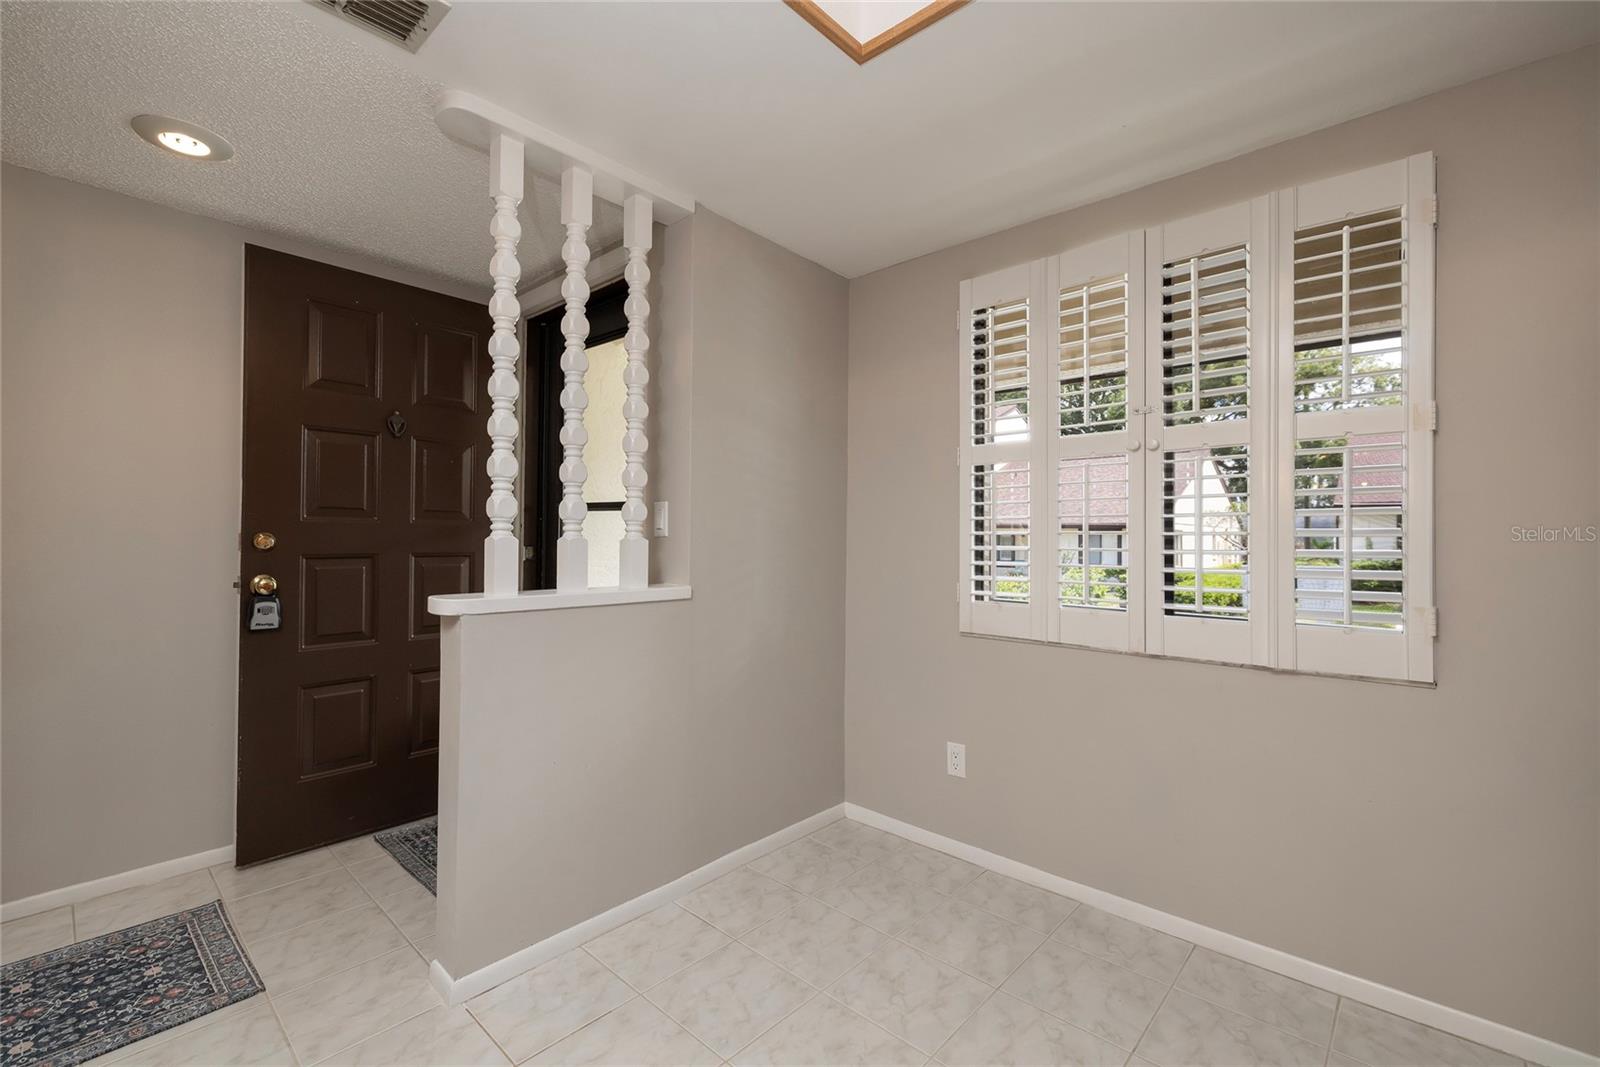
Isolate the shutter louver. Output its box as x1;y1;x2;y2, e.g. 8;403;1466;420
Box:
1161;246;1250;426
1060;275;1130;436
1293;208;1405;412
1161;446;1250;620
1292;434;1405;629
1058;455;1130;610
972;298;1030;445
971;462;1031;604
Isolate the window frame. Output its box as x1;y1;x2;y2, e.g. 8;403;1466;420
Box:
956;153;1436;684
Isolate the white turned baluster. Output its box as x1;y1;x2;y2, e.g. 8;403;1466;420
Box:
483;133;524;596
618;194;654;590
555;166;593;590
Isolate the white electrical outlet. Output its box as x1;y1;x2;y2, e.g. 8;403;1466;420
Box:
947;741;966;778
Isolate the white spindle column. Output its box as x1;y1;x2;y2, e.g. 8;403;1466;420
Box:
556;166;594;590
618;194;654;589
483;133;524;596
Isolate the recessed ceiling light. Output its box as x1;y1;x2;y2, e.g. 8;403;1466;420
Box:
131;114;234;162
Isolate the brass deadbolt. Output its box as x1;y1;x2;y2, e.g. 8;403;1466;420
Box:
249;574;278;596
252;531;277;551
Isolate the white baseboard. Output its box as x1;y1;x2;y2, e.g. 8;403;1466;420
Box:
429;803;847;1005
843;803;1597;1067
0;844;235;923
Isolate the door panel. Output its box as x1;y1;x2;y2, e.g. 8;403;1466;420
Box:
238;245;490;865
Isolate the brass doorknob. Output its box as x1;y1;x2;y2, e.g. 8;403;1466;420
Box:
249;574;278;596
252;531;277;551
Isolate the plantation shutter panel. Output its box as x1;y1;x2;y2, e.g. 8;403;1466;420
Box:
1142;198;1273;666
959;262;1050;639
1047;233;1145;652
1274;153;1435;682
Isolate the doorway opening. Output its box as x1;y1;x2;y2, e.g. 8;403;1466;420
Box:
523;279;631;589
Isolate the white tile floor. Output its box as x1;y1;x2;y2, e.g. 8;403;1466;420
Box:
0;818;1537;1066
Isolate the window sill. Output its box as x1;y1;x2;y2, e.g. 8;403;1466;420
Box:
429;584;692;617
957;628;1436;688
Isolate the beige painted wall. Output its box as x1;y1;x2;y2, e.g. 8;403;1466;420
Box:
844;46;1600;1053
438;208;848;976
0;164;483;902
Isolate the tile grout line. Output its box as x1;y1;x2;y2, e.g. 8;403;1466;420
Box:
1328;996;1347;1067
249;902;414;1000
1157;945;1342;1055
880;897;1038;1061
1169;977;1336;1055
214;851;349;906
299;997;443;1067
713;850;938;1063
460;995;524;1066
264;940;432;1020
604;838;888;1063
1118;942;1190;1067
256;986;304;1067
251;835;434;1065
599;944;743;1064
719;821;1084;1061
721;983;827;1063
918;903;1091;1062
821;984;950;1062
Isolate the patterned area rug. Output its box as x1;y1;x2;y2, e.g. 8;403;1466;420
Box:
1;900;263;1067
374;817;437;895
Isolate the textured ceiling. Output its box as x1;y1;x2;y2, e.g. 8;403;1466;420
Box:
3;2;1597;284
0;1;622;295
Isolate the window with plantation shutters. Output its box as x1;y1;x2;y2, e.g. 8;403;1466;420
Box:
1048;233;1144;652
960;262;1045;640
1144;198;1271;667
1276;154;1434;682
957;154;1434;682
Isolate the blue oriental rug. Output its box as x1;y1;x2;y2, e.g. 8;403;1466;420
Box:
374;817;438;895
0;901;263;1067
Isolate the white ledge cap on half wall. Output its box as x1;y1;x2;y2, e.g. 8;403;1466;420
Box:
433;90;696;224
429;585;692;617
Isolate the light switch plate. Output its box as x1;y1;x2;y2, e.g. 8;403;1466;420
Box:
652;501;669;538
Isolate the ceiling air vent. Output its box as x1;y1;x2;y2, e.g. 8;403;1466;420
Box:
308;0;450;52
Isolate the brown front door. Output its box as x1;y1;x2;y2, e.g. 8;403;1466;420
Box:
237;245;490;866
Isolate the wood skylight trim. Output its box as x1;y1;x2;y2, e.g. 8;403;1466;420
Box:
784;0;971;64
